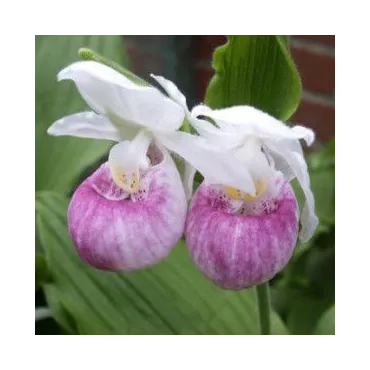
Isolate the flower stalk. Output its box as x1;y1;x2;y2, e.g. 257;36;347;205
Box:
180;118;191;134
256;282;271;335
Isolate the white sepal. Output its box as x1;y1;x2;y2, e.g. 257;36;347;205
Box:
109;131;152;172
59;61;185;132
47;112;121;141
156;130;256;195
151;75;243;148
193;105;315;143
265;140;319;242
150;74;187;109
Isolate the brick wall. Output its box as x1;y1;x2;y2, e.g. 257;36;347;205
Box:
125;35;335;144
290;36;335;144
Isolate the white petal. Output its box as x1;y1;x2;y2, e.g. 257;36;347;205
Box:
194;120;245;149
156;131;255;195
58;60;141;87
192;105;254;134
191;117;244;148
291;125;315;146
191;104;213;118
265;141;319;242
265;149;295;181
150;74;187;110
190;105;245;146
233;137;274;182
192;104;241;134
108;131;152;192
47;112;121;141
59;61;185;132
263;139;298;181
264;137;307;181
109;131;152;170
150;77;244;148
197;105;315;144
183;161;196;200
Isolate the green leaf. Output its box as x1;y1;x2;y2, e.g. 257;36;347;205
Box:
35;191;286;335
43;284;79;334
305;246;335;300
205;35;302;120
286;295;332;335
35;254;51;290
310;169;335;225
277;35;289;47
313;305;335;335
35;35;126;193
308;140;335;225
308;139;335;171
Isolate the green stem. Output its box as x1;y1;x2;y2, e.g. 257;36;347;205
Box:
180;118;190;133
256;282;271;335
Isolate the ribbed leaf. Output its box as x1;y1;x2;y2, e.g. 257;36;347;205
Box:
313;305;335;335
205;35;302;120
35;191;287;335
35;255;50;290
35;36;126;193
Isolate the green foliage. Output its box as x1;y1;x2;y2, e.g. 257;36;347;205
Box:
35;35;126;193
286;296;332;335
205;35;302;120
271;141;335;334
35;255;51;290
36;191;287;335
313;305;335;335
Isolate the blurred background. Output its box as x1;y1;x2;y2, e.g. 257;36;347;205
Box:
35;36;335;335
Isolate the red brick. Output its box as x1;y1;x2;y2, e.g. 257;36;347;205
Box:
292;100;335;143
195;67;214;101
293;35;335;46
195;35;227;61
291;47;335;95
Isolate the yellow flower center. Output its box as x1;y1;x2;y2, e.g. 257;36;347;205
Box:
225;180;267;202
110;165;139;194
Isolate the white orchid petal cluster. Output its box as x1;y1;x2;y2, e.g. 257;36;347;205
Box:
47;60;318;278
49;61;253;196
151;74;318;242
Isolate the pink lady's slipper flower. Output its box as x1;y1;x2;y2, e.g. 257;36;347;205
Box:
184;105;319;289
47;61;253;271
149;76;318;290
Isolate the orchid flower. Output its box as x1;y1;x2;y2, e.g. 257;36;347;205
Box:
153;73;317;239
184;105;318;290
49;61;255;196
188;104;319;243
47;61;254;271
151;75;318;290
151;76;318;242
